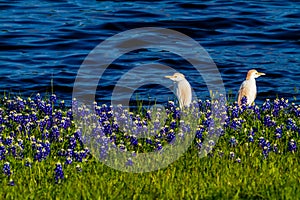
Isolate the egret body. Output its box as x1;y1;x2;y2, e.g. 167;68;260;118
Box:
238;69;265;106
165;73;192;109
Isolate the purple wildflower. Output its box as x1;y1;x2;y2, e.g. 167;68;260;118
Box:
262;99;271;112
288;139;297;153
65;157;72;165
229;136;238;147
50;94;57;103
126;158;133;166
167;129;176;144
3;162;12;176
54;162;64;183
8;179;15;186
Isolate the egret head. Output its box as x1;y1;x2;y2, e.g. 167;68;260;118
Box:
246;69;265;80
165;73;186;82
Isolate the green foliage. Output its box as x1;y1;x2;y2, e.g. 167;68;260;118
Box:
0;94;300;199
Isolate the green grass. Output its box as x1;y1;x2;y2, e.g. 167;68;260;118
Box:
0;94;300;199
1;148;299;199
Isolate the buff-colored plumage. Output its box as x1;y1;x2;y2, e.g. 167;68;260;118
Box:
165;73;192;109
238;69;265;106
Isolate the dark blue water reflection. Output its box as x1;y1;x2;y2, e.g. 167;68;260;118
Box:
0;0;299;105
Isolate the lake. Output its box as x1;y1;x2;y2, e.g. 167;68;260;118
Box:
1;0;299;106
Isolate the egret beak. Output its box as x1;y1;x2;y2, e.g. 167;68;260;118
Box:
165;75;173;79
257;72;266;76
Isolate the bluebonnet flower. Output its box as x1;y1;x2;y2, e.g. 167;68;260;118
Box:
34;93;41;103
275;126;283;139
9;144;16;157
146;137;152;145
3;162;12;176
5;136;13;146
262;99;271;112
259;137;266;147
41;130;49;140
100;145;108;160
208;140;215;146
279;98;289;108
67;109;72;120
130;135;138;146
180;121;191;133
195;139;202;149
153;119;160;131
215;127;225;137
203;117;212;127
0;143;6;160
126;158;133;166
155;140;163;151
159;125;169;136
50;94;57;103
146;110;151;120
248;135;254;143
84;147;90;155
287;118;297;131
205;110;212;118
231;106;239;118
229;152;235;159
241;96;247;105
65;157;72;165
60;118;70;129
8;179;15;186
295;107;300;117
167;129;176;144
240;96;248;112
272;99;280;116
25;158;32;167
167;101;176;112
118;144;127;152
262;146;269;159
288;139;297;153
178;131;184;140
69;135;76;149
252;105;261;120
264;115;276;127
30;111;38;122
103;121;112;135
156;143;163;151
195;126;204;140
170;120;177;129
236;157;241;163
229;136;238;147
54;162;64;183
59;100;66;109
198;99;203;111
72;98;78;110
50;125;60;141
248;128;256;137
172;108;180;119
230;118;241;130
205;100;211;109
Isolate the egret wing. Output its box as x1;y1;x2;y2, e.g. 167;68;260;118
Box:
238;80;248;105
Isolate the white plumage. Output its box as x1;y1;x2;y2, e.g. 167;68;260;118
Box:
238;69;265;106
165;73;192;109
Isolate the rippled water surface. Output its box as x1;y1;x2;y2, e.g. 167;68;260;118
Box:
1;0;299;106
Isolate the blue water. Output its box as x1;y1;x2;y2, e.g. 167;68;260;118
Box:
1;0;299;106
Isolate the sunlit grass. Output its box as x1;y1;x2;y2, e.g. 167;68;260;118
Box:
0;93;299;199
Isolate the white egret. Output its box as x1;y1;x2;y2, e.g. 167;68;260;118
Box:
165;73;192;109
238;69;265;106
